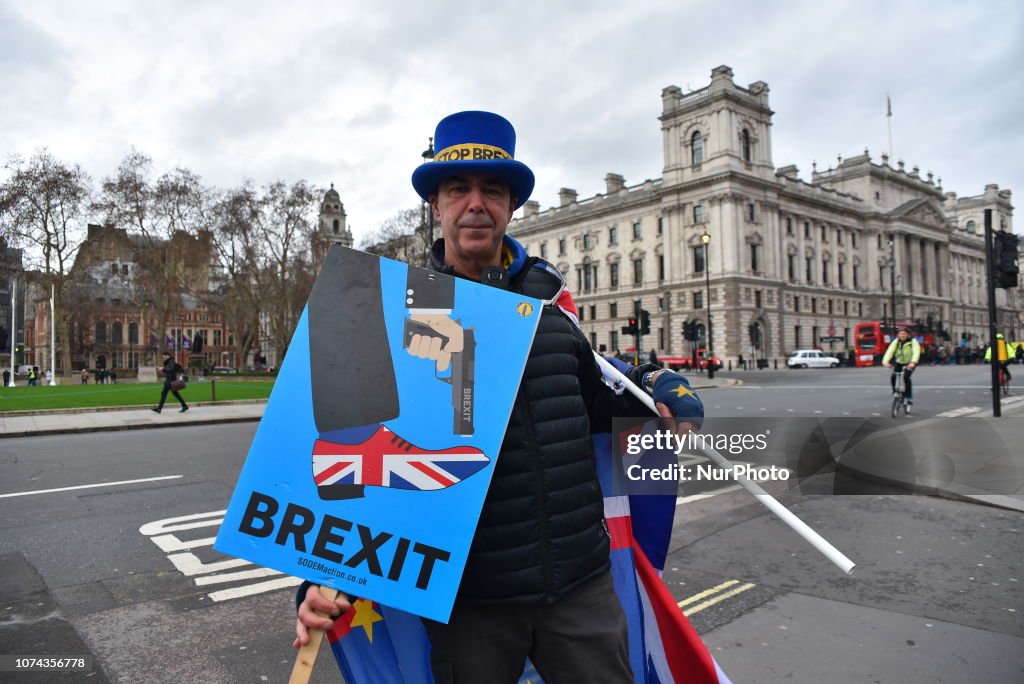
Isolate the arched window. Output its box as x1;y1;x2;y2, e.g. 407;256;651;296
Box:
742;129;752;162
965;220;976;234
332;219;340;234
112;321;123;344
95;322;107;344
691;131;704;165
128;321;139;345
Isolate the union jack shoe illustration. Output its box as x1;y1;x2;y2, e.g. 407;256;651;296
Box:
312;425;490;500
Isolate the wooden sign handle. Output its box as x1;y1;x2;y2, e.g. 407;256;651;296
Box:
288;586;340;684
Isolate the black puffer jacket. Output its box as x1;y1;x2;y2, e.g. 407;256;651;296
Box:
429;237;651;603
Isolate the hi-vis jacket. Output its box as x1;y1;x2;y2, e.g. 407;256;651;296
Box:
883;337;921;366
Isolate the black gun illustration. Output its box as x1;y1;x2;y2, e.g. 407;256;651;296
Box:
403;319;475;436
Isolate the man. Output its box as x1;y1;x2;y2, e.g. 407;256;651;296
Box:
295;111;702;682
152;351;188;413
989;333;1012;383
882;327;921;404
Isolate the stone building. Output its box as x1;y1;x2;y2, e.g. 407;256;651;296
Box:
509;65;1018;363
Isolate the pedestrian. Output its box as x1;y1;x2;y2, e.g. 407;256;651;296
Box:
2;369;9;387
1016;343;1023;365
737;353;745;370
81;368;89;385
27;367;37;386
294;110;704;681
152;351;188;413
45;369;52;385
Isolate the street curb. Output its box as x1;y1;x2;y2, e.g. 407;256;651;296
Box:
836;457;1024;514
0;414;262;439
0;399;267;418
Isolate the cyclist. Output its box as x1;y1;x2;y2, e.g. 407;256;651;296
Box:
883;327;921;405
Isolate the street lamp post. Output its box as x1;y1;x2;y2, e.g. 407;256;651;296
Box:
421;137;435;260
701;230;715;379
888;238;897;336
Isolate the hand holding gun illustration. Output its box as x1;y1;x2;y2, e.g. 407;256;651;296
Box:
404;270;476;436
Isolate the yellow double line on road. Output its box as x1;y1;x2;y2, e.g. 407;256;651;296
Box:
677;579;756;616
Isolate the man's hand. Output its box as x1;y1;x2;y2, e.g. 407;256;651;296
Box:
407;314;465;372
293;584;352;649
908;363;917;370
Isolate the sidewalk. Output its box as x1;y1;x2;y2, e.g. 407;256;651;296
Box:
0;400;267;438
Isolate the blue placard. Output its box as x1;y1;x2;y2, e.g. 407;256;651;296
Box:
214;246;542;623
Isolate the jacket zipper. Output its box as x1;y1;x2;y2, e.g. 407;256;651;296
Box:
517;361;556;603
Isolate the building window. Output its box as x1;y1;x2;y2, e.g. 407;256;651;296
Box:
794;296;800;313
583;233;591;249
579;306;585;321
742;129;752;162
128;321;139;345
95;322;107;344
750;244;760;272
610;263;619;288
540;242;548;259
754;290;762;308
691;130;704;165
110;264;118;275
609;226;617;244
332;219;340;234
633;259;644;285
611;330;619;351
812;326;819;345
589;305;596;320
632;221;642;240
805;257;813;283
658;255;665;281
812;298;817;314
592;264;599;290
843;300;849;315
858;302;863;316
804;222;811;239
787;254;796;281
657;217;663;235
558;238;566;255
583;266;592;292
838;263;845;287
694;291;704;309
590;332;597;349
794;325;802;347
121;264;129;276
966;220;976;234
112;321;123;345
693;204;704;224
786;218;794;236
822;258;829;284
693;245;706;273
828;299;834;315
747;203;755;222
836;229;843;246
610;302;618;318
852;232;858;248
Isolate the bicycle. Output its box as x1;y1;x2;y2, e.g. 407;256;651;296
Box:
891;370;910;417
998;365;1011;397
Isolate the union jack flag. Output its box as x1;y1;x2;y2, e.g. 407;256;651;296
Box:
312;425;489;492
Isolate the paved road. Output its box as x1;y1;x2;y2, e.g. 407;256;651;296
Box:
1;368;1022;682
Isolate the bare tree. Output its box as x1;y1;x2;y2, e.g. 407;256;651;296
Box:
359;205;431;264
0;150;91;372
208;180;320;367
94;150;213;356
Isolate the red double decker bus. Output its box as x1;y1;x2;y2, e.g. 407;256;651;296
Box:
853;322;935;367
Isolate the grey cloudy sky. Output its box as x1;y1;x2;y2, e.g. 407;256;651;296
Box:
3;0;1022;242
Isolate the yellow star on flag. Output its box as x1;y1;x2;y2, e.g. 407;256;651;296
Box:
349;598;384;642
671;384;695;399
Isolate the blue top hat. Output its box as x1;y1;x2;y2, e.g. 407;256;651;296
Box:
412;111;535;209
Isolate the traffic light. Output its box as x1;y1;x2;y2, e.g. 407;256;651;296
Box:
622;317;637;336
639;309;651;335
994;231;1020;289
748;324;762;349
683;319;698;341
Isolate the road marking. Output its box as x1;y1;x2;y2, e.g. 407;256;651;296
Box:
935;407;981;418
0;475;183;499
140;510;300;602
678;579;757;616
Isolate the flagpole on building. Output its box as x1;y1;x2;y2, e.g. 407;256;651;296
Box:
594;353;856;575
886;93;893;161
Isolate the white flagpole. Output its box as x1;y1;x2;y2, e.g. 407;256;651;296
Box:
49;283;57;385
886;93;893;162
8;277;16;386
594;352;856;575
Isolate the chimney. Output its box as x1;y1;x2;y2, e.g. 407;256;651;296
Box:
522;200;540;218
605;173;626;194
558;188;578;207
